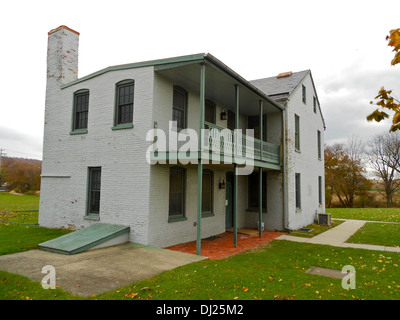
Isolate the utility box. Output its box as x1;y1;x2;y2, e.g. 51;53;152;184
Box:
318;213;331;226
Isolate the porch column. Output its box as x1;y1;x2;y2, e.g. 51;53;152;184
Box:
259;100;263;238
196;63;206;255
234;84;239;247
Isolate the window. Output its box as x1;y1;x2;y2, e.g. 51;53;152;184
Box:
295;114;300;151
248;115;267;141
87;167;101;215
202;169;213;216
205;100;216;125
302;85;306;103
115;80;134;127
248;171;267;210
313;96;317;113
72;89;89;132
227;110;235;130
295;173;301;209
169;166;186;221
317;130;322;159
173;86;187;130
318;176;323;205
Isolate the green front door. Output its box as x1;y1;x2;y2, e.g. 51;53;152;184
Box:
225;172;234;229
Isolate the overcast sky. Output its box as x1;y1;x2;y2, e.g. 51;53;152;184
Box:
0;0;399;160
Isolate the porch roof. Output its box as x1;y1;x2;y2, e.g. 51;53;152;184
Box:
61;53;283;116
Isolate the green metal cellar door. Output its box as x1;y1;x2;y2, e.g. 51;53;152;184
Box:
39;223;130;255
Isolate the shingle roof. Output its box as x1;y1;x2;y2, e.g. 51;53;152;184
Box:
250;70;310;100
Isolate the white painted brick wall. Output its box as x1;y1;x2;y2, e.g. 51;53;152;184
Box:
284;73;325;230
40;60;155;244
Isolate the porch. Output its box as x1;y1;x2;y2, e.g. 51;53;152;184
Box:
150;54;285;255
166;229;285;260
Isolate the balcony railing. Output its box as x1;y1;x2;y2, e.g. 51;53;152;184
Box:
203;122;280;165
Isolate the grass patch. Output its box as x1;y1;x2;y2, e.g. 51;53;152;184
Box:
347;222;400;247
0;270;82;300
289;220;344;238
0;192;40;213
0;193;71;255
95;240;400;300
328;208;400;222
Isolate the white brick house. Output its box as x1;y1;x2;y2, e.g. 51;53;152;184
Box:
39;26;326;253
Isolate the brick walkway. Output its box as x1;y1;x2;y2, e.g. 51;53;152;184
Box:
166;230;285;260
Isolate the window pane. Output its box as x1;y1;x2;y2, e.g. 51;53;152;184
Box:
173;88;187;129
205;101;215;124
88;168;101;214
169;168;185;217
295;173;301;209
74;92;89;130
295;115;300;150
117;83;134;124
227;111;235;130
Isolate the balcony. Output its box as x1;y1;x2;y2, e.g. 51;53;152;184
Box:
203;122;281;168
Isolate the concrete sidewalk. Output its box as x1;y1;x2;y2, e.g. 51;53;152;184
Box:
277;219;400;253
0;242;207;297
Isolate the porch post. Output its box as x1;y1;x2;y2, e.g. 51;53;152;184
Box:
259;100;263;238
234;84;239;247
196;63;206;255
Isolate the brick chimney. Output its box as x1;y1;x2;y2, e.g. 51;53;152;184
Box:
46;25;79;87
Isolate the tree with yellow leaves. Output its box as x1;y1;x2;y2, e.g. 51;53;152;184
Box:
367;28;400;132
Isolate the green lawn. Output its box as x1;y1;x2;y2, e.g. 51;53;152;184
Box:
347;222;400;247
0;192;72;255
1;192;400;300
0;192;40;213
93;240;400;300
329;208;400;222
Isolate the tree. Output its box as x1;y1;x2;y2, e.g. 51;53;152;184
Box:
2;157;42;193
325;139;371;208
367;28;400;132
366;132;400;207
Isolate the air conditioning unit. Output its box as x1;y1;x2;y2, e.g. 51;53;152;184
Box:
318;213;331;226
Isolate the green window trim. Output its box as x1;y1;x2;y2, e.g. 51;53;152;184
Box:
114;79;135;127
87;167;102;216
168;166;186;221
295;114;300;151
317;130;322;160
202;169;214;215
112;123;134;131
302;84;306;104
205;100;216;125
71;89;89;134
318;176;323;205
295;173;301;210
172;86;188;131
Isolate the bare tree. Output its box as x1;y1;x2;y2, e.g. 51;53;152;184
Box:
366;132;400;207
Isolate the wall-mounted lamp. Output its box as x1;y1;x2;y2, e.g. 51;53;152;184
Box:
219;178;226;189
220;110;227;120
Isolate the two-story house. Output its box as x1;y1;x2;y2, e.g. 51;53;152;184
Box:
39;26;326;255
